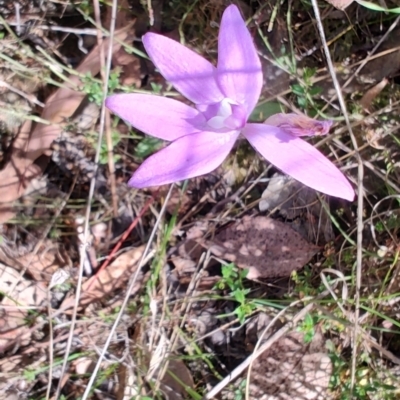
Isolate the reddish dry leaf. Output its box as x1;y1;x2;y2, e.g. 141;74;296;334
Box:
0;25;133;223
61;246;145;311
209;216;319;279
0;264;47;352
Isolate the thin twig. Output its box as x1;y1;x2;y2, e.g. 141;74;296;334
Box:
20;25;100;35
39;178;77;400
53;0;120;396
310;0;364;393
81;184;174;400
93;1;119;217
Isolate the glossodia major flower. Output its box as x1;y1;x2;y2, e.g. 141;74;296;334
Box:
106;5;354;201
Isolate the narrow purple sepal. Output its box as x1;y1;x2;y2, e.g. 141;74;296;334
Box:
128;131;240;188
143;33;224;105
217;5;262;115
243;123;355;201
106;94;205;140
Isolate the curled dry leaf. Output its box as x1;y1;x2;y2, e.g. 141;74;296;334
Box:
117;349;195;400
208;216;319;279
249;331;332;400
0;264;47;352
0;25;133;223
365;127;385;150
61;245;145;311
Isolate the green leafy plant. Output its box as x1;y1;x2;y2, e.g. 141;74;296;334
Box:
326;340;398;399
81;70;120;106
297;312;316;343
134;136;164;159
98;129;121;164
232;378;247;400
215;263;257;324
291;67;322;109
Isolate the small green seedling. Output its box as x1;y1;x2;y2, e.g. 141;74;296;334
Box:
215;263;257;324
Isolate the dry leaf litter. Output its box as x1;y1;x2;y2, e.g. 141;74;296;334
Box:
0;1;400;399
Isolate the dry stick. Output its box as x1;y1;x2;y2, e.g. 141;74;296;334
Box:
45;290;55;400
310;0;364;393
41;177;78;400
53;0;120;397
29;25;100;35
93;1;118;217
81;184;174;400
105;111;118;216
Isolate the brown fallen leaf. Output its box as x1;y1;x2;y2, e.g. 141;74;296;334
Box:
359;78;388;111
0;264;47;352
158;358;195;400
0;25;133;223
324;0;354;9
0;353;41;397
105;0;141;87
116;346;195;400
0;241;63;282
249;331;332;400
61;245;145;311
113;46;142;87
208;216;319;279
145;330;195;400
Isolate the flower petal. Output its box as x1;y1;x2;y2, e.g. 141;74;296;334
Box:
143;33;224;105
217;5;262;115
265;113;333;137
243;123;354;200
106;94;205;140
128;131;239;188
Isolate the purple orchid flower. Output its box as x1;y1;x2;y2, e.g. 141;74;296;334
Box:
106;5;354;201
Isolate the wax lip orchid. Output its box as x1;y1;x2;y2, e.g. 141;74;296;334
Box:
106;5;354;201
